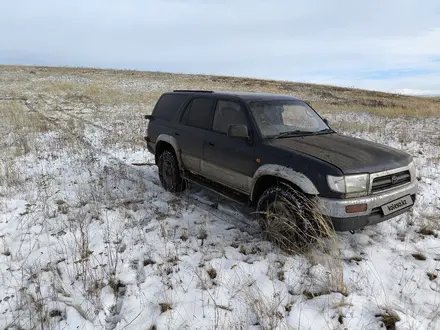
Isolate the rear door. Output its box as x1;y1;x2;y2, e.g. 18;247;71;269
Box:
175;96;215;174
201;99;256;193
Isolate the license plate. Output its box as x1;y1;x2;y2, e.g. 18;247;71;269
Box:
381;195;413;216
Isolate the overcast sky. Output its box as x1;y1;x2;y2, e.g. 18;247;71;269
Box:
1;0;439;95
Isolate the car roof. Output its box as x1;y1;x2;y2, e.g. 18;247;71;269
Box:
170;90;301;102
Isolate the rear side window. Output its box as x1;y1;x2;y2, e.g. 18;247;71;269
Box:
153;94;188;121
181;97;214;130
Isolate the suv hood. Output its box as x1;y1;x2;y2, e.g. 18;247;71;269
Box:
270;133;412;174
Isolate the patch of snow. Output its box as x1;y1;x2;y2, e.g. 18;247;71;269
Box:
1;74;440;329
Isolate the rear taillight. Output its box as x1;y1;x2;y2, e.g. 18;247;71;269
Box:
145;122;149;137
144;114;153;138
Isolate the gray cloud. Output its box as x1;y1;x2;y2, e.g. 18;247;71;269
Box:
1;0;439;94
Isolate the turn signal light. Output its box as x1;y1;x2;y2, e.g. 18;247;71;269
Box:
345;204;367;213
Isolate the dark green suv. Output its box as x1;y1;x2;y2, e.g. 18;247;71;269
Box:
144;90;417;240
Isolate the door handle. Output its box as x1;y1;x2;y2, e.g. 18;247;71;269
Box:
174;132;180;136
208;142;215;146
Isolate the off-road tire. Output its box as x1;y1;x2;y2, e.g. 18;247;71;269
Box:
256;185;319;251
158;150;187;193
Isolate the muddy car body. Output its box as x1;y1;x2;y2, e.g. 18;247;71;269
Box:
144;90;417;235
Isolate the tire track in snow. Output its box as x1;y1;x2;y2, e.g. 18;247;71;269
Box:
49;108;112;133
21;98;261;236
18;97;261;328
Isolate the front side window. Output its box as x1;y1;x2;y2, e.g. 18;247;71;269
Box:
248;100;330;138
212;100;248;134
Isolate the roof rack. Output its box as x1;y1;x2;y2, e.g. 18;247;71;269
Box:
173;90;214;93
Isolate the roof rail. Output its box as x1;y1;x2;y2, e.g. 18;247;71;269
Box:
173;89;214;93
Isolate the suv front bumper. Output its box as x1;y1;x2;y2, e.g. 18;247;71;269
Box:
319;180;418;231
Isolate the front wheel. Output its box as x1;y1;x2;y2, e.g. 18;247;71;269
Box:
157;150;186;193
256;186;326;252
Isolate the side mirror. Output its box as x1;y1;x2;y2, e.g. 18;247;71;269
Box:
323;118;329;125
228;124;249;139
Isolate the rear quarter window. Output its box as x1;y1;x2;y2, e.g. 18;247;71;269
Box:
181;97;214;130
153;94;189;121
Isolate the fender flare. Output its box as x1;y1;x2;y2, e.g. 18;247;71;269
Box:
250;164;319;201
155;134;183;168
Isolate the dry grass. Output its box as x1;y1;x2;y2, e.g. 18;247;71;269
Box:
206;268;218;279
40;81;161;107
256;186;336;255
427;272;438;281
311;96;439;117
375;309;401;330
0;100;50;136
419;214;440;233
0;64;439;329
159;302;172;314
328;121;382;134
256;185;347;296
411;252;427;261
1;64;439;118
0;100;50;188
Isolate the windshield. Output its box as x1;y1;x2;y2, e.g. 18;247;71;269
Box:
248;100;331;138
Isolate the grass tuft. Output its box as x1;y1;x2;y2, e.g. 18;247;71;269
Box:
375;310;401;330
257;185;337;255
417;227;437;237
303;289;332;299
338;312;344;324
427;272;438;281
143;258;156;266
277;270;285;282
159;302;172;314
411;253;427;261
206;268;217;279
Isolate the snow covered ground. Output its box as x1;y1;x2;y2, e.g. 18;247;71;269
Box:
1;68;440;330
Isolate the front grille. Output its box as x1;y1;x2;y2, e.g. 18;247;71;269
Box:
371;170;411;193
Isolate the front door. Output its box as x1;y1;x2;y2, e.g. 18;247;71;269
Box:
202;99;255;193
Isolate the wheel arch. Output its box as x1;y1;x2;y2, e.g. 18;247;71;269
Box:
154;134;182;168
250;164;319;203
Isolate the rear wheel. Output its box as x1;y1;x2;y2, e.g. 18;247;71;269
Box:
256;185;321;251
157;150;187;193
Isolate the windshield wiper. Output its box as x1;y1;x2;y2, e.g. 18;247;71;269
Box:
270;130;315;138
313;128;335;135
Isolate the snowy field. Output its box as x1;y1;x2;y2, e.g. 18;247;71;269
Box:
1;66;440;330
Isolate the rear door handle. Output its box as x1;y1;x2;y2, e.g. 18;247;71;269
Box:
208;142;215;146
174;132;180;136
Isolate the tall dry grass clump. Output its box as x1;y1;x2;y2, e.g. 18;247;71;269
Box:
256;183;347;295
256;185;335;253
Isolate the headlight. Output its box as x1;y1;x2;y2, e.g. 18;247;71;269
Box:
327;174;370;194
407;159;416;182
408;159;415;172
